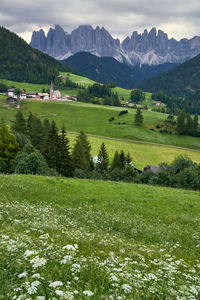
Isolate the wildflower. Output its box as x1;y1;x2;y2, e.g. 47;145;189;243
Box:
18;271;28;278
121;284;132;293
31;280;41;287
36;297;45;300
24;250;36;257
74;276;79;281
39;233;49;239
30;256;47;268
32;273;41;279
27;286;37;294
63;245;76;251
60;255;73;264
83;290;94;297
55;290;64;296
110;274;119;282
49;281;63;288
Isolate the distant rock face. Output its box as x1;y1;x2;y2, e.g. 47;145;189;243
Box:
30;25;200;66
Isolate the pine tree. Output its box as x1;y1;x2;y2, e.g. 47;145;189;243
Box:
120;150;126;168
31;119;45;151
193;113;199;129
176;110;186;135
97;142;109;172
27;112;35;136
43;119;51;136
185;113;193;135
134;108;143;126
0;122;19;172
125;152;132;165
57;125;73;177
27;113;45;151
12;111;27;135
72;130;92;172
110;151;122;170
42;120;59;170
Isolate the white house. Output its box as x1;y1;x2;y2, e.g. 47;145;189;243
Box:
7;88;16;98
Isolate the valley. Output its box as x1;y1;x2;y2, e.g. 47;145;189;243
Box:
1;22;200;299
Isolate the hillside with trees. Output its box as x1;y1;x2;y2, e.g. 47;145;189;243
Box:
0;26;74;84
140;53;200;97
62;51;178;89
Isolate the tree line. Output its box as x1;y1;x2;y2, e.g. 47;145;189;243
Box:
157;110;199;137
0;111;200;191
77;83;120;106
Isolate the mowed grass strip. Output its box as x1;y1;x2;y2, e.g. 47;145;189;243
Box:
68;133;200;169
0;175;200;298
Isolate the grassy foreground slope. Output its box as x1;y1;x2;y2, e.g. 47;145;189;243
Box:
0;175;200;299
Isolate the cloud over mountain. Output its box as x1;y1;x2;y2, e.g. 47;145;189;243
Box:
0;0;200;43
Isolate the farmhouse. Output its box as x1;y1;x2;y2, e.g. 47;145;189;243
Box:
7;88;16;98
144;165;160;173
37;93;49;100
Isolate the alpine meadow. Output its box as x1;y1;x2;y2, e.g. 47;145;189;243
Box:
1;7;200;300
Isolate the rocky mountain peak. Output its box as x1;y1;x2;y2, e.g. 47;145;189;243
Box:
30;25;200;66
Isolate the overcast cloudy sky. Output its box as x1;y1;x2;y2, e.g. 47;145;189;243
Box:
1;0;200;42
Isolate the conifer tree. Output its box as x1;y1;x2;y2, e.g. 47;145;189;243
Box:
31;118;45;151
126;152;132;165
110;150;122;170
194;113;199;129
42;120;59;170
134;108;143;126
43;119;51;136
176;110;186;135
0;122;19;172
72;130;92;172
27;112;35;136
12;111;27;135
97;142;109;172
57;125;73;177
120;150;126;168
185;113;193;135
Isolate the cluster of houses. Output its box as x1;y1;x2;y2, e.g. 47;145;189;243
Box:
6;82;77;104
124;100;164;107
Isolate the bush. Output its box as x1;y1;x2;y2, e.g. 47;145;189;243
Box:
73;168;86;179
14;142;57;176
118;110;128;116
176;167;200;190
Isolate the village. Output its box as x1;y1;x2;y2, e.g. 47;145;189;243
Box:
6;82;77;104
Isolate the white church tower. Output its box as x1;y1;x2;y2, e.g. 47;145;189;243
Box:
50;82;54;99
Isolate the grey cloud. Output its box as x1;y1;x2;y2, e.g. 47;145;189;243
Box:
0;0;200;42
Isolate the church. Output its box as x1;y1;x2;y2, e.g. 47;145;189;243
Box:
50;82;61;100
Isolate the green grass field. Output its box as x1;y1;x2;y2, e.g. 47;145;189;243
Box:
0;175;200;299
0;79;49;93
1;96;200;151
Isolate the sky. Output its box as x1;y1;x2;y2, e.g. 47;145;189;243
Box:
1;0;200;43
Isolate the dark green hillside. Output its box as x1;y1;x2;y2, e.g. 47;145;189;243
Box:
62;52;177;89
0;26;74;84
140;53;200;96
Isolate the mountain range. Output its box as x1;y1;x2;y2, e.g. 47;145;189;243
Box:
30;25;200;66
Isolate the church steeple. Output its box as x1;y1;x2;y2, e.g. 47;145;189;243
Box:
50;82;54;99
